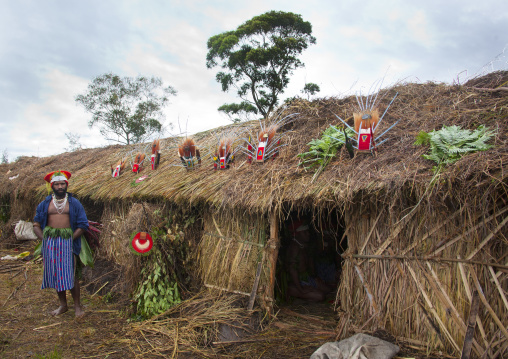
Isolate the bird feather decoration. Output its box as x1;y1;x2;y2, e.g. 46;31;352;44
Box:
178;137;201;169
241;112;299;163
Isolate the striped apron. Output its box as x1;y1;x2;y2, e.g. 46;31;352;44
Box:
41;227;75;291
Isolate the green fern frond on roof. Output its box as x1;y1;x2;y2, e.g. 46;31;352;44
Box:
415;125;494;170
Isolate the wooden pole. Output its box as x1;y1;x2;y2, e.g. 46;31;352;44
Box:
266;211;279;315
460;290;480;359
247;261;263;310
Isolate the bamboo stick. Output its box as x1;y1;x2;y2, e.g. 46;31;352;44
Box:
425;262;483;356
205;231;264;248
358;211;383;255
406;264;461;354
354;264;380;318
432;207;508;256
488;266;508;312
247;261;262;310
344;254;508;270
402;208;463;256
466;215;508;260
470;269;508;343
204;283;251;297
361;210;416;264
457;261;489;354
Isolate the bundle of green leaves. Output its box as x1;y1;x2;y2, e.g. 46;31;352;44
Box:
414;125;494;171
132;227;182;319
298;125;355;171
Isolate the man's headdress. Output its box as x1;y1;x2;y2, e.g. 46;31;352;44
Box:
44;170;71;193
288;219;310;236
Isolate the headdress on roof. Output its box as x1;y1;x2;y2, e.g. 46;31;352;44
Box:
44;170;71;194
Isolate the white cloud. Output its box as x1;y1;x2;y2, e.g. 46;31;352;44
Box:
12;69;106;158
407;10;434;48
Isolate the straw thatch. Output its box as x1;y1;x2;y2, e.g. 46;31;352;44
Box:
0;71;507;357
1;72;506;216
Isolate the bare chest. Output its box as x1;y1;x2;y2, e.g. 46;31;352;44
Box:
48;200;70;215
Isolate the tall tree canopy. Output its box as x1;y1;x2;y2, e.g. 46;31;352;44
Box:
206;11;316;121
76;73;177;144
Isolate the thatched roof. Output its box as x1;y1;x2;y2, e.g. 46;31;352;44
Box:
2;71;507;213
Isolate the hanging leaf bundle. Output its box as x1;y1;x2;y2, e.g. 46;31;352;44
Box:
298;125;355;171
414;125;494;171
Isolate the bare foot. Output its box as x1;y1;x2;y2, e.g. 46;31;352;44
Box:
74;305;85;318
50;305;68;316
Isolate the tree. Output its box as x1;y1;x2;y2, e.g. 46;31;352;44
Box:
206;11;316;121
1;149;8;164
76;73;177;144
301;83;320;99
65;132;83;152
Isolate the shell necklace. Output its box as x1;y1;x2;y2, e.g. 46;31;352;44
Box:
52;193;68;214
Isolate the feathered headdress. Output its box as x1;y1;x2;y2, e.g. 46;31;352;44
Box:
178;138;201;169
44;170;71;194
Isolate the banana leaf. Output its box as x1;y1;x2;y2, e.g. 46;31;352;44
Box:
79;235;94;268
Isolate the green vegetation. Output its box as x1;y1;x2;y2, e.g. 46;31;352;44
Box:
76;73;177;144
0;203;10;223
35;346;62;359
298;125;355;172
206;11;316;122
415;125;494;171
301;82;320;99
132;211;195;319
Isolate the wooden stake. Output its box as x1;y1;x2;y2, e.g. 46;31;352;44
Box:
266;211;279;314
460;290;480;359
457;261;489;353
425;262;483;356
247;261;262;310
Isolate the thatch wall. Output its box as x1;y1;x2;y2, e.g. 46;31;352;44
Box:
199;211;270;301
337;201;507;357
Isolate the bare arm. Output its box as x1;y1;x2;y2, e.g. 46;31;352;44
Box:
73;228;85;240
33;222;44;241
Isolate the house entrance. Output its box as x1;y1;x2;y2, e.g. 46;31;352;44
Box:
274;210;347;313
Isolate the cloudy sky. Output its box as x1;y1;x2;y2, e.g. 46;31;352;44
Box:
1;0;506;160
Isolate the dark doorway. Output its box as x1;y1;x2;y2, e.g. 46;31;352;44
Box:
275;209;347;314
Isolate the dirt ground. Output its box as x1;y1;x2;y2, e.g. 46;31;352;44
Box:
0;249;133;358
1;244;442;359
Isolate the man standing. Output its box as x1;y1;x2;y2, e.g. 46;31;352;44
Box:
33;170;89;317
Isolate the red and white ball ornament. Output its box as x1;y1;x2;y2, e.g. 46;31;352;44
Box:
131;232;153;255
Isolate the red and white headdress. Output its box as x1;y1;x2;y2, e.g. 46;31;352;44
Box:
44;170;71;185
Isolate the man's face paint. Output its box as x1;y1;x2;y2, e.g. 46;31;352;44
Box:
51;181;68;198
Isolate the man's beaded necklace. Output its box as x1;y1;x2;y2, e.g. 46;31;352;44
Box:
52;193;68;214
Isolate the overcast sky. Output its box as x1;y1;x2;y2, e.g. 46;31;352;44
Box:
1;0;506;160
